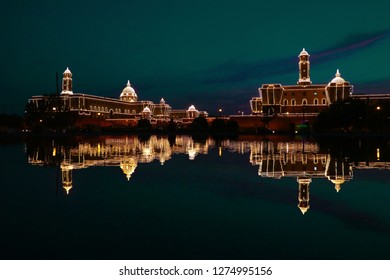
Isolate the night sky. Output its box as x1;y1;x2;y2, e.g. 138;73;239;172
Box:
1;0;390;115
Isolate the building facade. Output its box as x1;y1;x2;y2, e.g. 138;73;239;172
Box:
26;68;172;128
250;49;353;117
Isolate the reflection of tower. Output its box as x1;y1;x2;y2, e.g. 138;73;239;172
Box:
120;158;137;181
326;157;353;192
297;177;311;215
61;67;73;94
298;48;312;85
61;165;73;195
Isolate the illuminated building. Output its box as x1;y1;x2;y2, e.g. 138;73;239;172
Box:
250;48;353;117
27;135;213;194
26;68;173;128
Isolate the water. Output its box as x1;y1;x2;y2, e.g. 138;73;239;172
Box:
1;135;389;259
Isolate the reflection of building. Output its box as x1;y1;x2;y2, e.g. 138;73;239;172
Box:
250;48;353;117
26;136;389;212
27;135;215;194
249;140;353;214
26;68;206;129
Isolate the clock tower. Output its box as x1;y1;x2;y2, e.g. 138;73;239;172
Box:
298;48;312;85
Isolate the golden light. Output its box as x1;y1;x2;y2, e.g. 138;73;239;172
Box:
219;146;222;157
218;108;222;113
376;106;381;110
377;148;380;161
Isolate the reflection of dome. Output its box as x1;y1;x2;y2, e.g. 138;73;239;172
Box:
299;48;309;56
63;184;73;195
188;148;197;160
120;158;137;181
330;69;346;84
330;179;345;192
298;205;309;215
120;80;138;102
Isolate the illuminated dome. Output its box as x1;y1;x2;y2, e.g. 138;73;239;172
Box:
188;105;196;111
142;106;151;113
299;48;309;56
330;69;346;84
64;67;72;75
160;98;165;104
120;80;138;102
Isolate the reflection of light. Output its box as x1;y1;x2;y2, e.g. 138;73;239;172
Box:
377;148;380;161
143;148;152;156
52;147;56;157
97;144;101;155
219;147;222;157
188;149;196;160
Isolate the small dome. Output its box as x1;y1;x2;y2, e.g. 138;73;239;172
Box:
160;98;165;104
64;67;72;75
120;80;138;101
299;48;309;56
188;105;196;111
142;106;151;113
330;69;346;84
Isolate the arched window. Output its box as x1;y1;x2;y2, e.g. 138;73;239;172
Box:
322;98;326;105
291;99;296;106
94;106;97;111
314;98;319;105
283;99;288;106
302;99;308;105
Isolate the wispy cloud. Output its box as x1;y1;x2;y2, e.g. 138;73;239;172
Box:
202;30;390;85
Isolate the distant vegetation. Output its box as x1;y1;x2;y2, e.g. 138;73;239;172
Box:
314;99;390;133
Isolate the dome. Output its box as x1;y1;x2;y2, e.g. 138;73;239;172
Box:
188;105;196;111
330;69;346;84
120;80;138;101
160;98;165;104
142;106;151;113
64;67;72;75
299;48;309;56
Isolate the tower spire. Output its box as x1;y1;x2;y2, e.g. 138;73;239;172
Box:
298;48;312;85
61;67;73;94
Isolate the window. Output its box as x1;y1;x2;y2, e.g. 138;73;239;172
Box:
322;98;326;105
291;99;296;106
283;99;288;106
314;98;319;105
302;99;307;105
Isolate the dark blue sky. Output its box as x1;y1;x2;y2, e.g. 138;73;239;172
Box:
1;0;390;114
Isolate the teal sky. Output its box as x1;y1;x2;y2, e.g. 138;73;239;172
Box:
1;0;390;114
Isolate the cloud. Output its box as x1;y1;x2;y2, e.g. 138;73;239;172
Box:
202;30;390;85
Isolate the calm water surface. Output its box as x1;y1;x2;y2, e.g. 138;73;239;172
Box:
1;135;389;259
